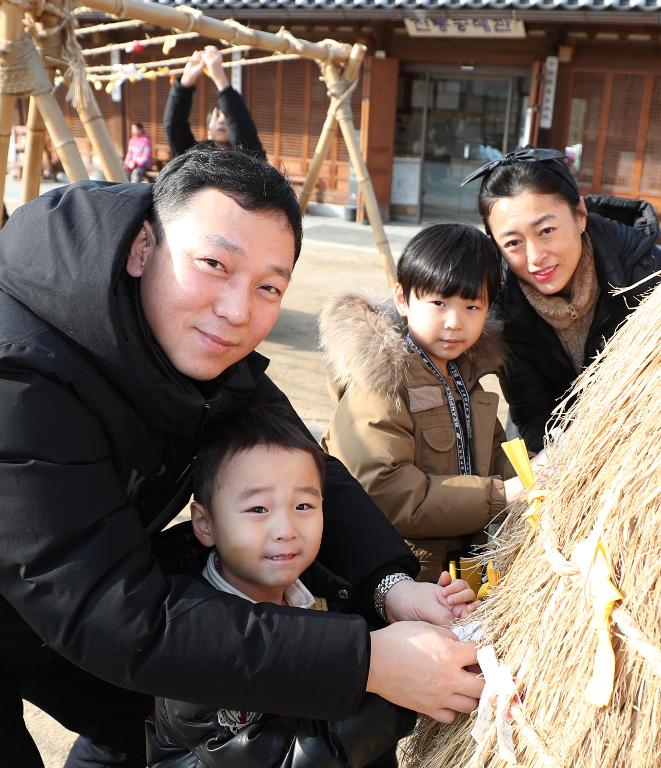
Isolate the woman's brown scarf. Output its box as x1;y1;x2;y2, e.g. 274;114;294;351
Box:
519;233;599;374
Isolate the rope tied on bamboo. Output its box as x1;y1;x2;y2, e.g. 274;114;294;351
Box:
276;26;305;55
323;73;359;116
18;0;95;113
175;6;203;34
0;34;51;95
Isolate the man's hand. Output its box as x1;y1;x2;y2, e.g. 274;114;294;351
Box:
201;46;230;92
367;622;483;722
180;50;206;88
384;576;478;627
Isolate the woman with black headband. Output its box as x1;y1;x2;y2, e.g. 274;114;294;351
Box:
463;147;661;453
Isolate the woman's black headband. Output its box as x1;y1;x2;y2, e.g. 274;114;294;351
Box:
461;146;579;195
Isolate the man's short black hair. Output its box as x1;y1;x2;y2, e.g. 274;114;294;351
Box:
193;404;325;512
152;143;303;262
397;223;502;304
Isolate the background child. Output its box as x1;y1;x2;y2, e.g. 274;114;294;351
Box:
123;121;152;182
147;405;478;767
320;223;519;584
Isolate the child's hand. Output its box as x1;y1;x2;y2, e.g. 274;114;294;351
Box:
437;571;480;620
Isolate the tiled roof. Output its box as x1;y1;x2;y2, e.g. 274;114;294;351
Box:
153;0;661;10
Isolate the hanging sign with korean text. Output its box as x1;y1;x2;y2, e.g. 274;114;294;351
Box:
404;18;526;38
539;56;559;129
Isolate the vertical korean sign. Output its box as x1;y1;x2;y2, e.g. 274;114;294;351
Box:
539;56;559;129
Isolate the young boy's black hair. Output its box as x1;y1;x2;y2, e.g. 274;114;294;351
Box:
397;223;502;304
194;405;325;511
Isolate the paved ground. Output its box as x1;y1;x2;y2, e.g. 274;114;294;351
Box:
8;178;505;764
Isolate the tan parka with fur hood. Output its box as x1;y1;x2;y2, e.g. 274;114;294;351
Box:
320;291;513;582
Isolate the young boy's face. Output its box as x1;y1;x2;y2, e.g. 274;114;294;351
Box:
191;446;323;604
395;285;489;375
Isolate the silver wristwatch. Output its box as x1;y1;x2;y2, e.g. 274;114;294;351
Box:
373;572;414;623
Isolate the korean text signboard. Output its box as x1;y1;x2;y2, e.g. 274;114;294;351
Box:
540;56;559;129
404;18;526;38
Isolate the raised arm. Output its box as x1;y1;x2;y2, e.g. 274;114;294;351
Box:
163;52;206;156
202;46;265;159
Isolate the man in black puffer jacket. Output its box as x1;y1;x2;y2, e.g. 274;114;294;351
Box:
0;144;483;767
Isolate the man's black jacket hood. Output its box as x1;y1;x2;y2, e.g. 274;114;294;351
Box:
0;181;207;438
0;182;416;720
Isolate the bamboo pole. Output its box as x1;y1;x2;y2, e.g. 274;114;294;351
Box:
20;96;47;203
0;95;15;221
299;46;365;214
34;0;124;184
77;94;127;182
0;1;23;224
81;0;350;66
32;90;88;182
324;53;397;285
20;0;63;203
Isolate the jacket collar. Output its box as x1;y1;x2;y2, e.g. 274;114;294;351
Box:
319;290;507;401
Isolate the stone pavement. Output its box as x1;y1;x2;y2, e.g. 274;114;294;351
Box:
9;178;505;764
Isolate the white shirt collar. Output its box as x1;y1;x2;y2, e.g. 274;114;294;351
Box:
202;552;315;609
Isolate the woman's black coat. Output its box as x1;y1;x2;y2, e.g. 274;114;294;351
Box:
498;195;661;453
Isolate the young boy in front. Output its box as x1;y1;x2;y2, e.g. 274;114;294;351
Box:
146;406;478;767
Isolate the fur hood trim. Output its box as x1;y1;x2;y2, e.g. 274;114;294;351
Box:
319;290;507;400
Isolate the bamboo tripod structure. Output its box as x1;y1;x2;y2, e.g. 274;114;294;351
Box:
0;0;396;284
0;0;126;210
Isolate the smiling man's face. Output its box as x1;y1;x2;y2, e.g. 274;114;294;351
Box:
127;188;295;381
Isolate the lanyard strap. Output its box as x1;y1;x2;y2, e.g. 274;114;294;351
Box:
405;334;473;475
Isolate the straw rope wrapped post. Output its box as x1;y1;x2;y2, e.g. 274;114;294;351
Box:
0;0;22;219
20;0;63;202
298;43;362;214
0;0;88;194
27;0;127;184
406;279;661;768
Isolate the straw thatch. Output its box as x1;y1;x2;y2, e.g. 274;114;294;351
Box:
405;279;661;768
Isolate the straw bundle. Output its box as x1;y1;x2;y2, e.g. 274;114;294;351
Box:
405;280;661;768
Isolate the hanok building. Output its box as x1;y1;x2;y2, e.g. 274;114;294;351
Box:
65;0;661;222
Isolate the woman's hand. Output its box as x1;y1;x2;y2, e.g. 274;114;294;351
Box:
180;51;206;87
202;46;230;92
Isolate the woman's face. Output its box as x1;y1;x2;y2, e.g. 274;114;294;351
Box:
487;190;587;295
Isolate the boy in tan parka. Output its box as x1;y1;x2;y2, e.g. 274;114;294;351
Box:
320;224;519;582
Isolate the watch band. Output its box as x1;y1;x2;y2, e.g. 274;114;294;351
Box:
373;572;414;623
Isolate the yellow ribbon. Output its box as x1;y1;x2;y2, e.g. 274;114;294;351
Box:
571;535;622;706
501;438;546;529
477;561;500;600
